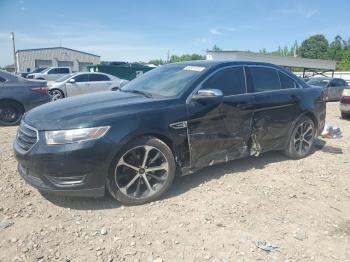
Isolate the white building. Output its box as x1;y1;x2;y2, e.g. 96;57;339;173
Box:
16;47;100;73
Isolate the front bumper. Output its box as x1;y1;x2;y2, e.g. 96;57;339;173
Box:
13;130;117;198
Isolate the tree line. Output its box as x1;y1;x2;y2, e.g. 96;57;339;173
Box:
148;34;350;71
264;34;350;70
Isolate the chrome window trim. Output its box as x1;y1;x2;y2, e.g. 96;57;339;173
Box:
186;65;247;104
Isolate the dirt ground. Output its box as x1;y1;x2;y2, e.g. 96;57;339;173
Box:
0;102;349;262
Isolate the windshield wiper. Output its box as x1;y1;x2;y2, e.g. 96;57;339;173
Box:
121;89;153;98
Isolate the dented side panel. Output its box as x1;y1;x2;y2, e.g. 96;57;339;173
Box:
250;89;299;153
187;94;255;169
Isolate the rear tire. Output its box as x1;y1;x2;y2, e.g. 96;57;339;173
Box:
283;116;315;159
341;112;350;119
0;101;24;126
106;136;176;205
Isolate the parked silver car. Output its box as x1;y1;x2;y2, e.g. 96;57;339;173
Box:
49;72;128;100
27;67;72;81
307;77;349;101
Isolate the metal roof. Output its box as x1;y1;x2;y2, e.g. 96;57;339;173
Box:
206;51;336;70
16;47;100;58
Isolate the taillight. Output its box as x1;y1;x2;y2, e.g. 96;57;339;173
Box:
31;87;48;94
340;96;350;104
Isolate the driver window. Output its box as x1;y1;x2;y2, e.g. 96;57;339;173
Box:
201;67;246;96
74;74;89;83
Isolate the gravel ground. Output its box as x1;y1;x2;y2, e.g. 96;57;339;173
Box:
0;102;349;262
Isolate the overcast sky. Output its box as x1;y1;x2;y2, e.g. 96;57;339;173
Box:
1;0;350;66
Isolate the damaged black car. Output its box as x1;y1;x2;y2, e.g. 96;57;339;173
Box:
14;61;326;205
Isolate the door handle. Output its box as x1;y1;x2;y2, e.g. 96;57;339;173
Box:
236;103;253;110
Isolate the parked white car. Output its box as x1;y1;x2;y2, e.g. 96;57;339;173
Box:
27;67;72;81
49;72;128;100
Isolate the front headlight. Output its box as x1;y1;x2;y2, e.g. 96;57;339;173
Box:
45;126;110;145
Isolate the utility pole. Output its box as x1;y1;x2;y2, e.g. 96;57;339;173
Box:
10;32;17;73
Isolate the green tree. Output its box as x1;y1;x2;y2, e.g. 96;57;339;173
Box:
299;34;329;59
328;35;345;61
148;59;165;65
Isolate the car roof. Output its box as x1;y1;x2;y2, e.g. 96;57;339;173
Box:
167;60;289;69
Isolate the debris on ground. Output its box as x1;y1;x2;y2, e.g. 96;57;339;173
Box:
321;124;342;138
0;220;14;230
255;240;278;252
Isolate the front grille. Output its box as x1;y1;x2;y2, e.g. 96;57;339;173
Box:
16;122;38;152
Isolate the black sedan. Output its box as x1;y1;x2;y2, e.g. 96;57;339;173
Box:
0;70;50;125
13;61;326;205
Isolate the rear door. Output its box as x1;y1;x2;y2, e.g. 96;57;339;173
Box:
246;66;300;152
88;74;113;93
187;66;255;168
66;74;90;96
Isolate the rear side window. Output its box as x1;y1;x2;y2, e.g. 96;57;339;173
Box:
48;68;60;74
59;68;70;74
89;74;110;82
202;67;246;96
74;74;89;82
278;72;297;89
249;67;280;92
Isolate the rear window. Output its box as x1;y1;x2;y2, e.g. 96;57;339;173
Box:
89;74;110;81
59;68;70;74
249;67;280;92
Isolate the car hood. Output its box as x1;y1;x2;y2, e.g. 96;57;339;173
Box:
24;91;166;130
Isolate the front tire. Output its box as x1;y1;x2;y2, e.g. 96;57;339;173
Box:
0;101;24;126
283;116;315;159
107;136;176;205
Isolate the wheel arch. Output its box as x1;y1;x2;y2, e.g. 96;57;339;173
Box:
285;110;318;149
0;98;25;113
106;129;184;176
50;87;66;97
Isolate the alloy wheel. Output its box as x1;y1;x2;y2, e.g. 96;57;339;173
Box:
0;106;18;124
49;90;63;101
115;145;169;199
293;121;314;155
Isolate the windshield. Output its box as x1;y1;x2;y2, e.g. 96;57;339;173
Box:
307;78;330;87
121;64;205;98
38;68;51;74
56;73;75;82
32;67;47;73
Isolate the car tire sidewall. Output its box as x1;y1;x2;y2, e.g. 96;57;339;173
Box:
106;136;176;205
0;102;23;126
284;116;315;159
49;89;65;101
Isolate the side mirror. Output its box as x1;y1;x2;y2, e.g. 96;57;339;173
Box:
192;89;223;101
69;78;76;84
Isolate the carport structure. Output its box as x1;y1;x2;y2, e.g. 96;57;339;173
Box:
206;51;336;78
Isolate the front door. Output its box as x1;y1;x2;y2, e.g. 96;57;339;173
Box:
66;74;90;97
187;66;254;169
